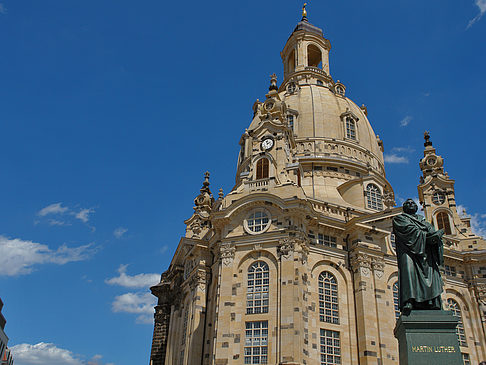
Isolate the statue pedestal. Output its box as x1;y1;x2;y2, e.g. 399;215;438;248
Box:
394;310;463;365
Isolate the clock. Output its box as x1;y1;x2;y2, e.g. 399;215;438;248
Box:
261;138;274;151
427;157;436;166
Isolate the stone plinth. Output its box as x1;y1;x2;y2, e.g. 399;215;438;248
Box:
394;310;462;365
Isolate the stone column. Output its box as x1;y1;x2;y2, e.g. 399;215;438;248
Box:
150;289;172;365
350;251;381;365
278;235;310;364
187;269;210;364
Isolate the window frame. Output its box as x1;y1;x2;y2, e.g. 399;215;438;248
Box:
256;158;269;180
320;329;341;365
345;117;357;140
447;299;467;347
244;209;272;235
436;211;452;235
366;183;383;211
247;261;270;315
318;271;339;324
393;281;400;319
244;321;269;364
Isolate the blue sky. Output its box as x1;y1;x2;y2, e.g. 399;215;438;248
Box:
0;1;485;364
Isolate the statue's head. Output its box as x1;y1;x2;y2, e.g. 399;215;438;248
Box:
403;199;418;214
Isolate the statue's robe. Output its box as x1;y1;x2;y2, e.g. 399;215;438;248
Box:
393;213;444;309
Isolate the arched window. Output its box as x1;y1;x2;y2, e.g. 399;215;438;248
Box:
256;158;269;180
345;117;356;140
288;49;296;74
366;184;383;210
393;282;400;319
247;261;269;314
390;234;396;252
319;271;339;324
436;212;452;235
447;299;467;347
307;44;322;68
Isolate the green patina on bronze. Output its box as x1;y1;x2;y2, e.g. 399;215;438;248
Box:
393;199;444;312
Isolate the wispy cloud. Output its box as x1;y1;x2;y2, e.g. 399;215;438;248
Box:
391;146;415;153
399;115;413;127
113;227;128;239
0;3;7;14
10;342;113;365
160;245;169;254
48;219;71;227
111;292;156;324
74;208;95;223
0;236;97;276
36;203;96;228
105;264;159;289
384;154;409;164
467;0;486;28
38;203;69;217
457;204;486;237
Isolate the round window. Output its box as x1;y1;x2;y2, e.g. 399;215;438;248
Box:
287;82;297;93
244;209;271;235
432;191;446;205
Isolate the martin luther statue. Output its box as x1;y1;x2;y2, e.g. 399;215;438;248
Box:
393;199;444;314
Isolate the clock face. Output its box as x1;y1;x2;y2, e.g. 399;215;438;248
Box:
261;138;274;150
265;101;274;111
427;157;436;166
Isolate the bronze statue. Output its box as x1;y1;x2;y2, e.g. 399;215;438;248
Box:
393;199;444;314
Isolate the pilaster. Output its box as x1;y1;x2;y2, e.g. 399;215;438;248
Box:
278;234;310;365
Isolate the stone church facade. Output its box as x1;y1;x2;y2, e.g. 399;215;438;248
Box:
149;13;486;365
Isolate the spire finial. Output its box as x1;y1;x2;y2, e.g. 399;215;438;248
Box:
424;131;433;147
269;73;278;91
302;3;308;21
218;188;224;200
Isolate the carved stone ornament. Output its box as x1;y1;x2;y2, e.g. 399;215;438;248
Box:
372;258;385;278
383;189;396;208
351;253;372;277
189;270;207;291
220;242;236;266
475;283;486;305
278;238;295;258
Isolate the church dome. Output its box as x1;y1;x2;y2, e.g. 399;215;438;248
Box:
279;83;385;171
241;16;393;211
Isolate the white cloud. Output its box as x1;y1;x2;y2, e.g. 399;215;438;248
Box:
384;154;409;164
38;203;68;217
74;208;94;223
10;342;83;365
160;245;169;254
10;343;112;365
37;203;95;229
468;0;486;28
113;227;128;239
105;264;160;289
457;204;486;237
391;146;415;153
399;115;412;127
0;236;97;276
0;3;7;14
111;292;156;324
48;219;70;226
